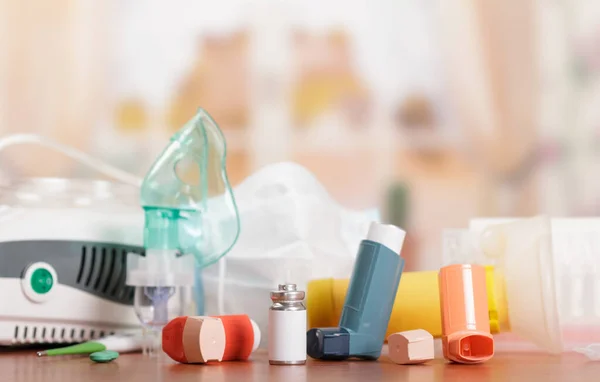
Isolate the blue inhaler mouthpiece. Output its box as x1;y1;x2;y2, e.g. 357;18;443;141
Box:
307;222;406;360
126;108;240;355
306;328;350;360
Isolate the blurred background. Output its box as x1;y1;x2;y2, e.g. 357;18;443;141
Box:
1;0;600;270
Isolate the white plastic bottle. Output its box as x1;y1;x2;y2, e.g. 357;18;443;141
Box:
268;284;306;365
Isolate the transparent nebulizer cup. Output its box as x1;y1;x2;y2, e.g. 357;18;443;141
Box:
134;286;188;356
127;249;194;356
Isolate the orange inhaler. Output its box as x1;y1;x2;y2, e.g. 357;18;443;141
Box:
439;264;494;364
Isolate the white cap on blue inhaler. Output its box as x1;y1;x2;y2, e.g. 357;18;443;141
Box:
367;222;406;255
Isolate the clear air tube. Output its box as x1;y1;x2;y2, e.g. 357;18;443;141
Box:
0;134;142;187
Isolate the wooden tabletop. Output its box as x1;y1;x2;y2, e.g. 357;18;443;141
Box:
1;348;597;382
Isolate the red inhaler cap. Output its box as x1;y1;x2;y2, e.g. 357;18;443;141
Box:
162;316;226;363
162;316;189;363
213;314;255;361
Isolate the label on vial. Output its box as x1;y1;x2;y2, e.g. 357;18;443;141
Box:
268;309;307;362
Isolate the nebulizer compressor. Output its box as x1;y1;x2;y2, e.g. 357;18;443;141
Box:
0;109;240;353
125;109;241;355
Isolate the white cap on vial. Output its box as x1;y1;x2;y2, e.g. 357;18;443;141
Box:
367;222;406;255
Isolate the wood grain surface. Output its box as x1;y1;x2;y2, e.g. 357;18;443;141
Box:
1;348;597;382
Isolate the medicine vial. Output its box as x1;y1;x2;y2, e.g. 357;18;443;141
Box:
268;284;307;365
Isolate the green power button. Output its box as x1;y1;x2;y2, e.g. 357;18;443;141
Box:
31;268;53;294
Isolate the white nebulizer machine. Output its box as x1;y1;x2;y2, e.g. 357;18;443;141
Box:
0;138;145;345
0;108;241;354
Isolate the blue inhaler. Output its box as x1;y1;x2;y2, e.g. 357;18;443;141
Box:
126;109;240;355
307;222;405;360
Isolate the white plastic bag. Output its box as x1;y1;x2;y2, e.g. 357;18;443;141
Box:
202;162;379;347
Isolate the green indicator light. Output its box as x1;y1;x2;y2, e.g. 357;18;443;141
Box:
31;268;53;294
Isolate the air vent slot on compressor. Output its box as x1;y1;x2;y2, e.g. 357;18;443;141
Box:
76;244;142;304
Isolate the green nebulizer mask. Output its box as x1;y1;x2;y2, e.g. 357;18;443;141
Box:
126;108;240;355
